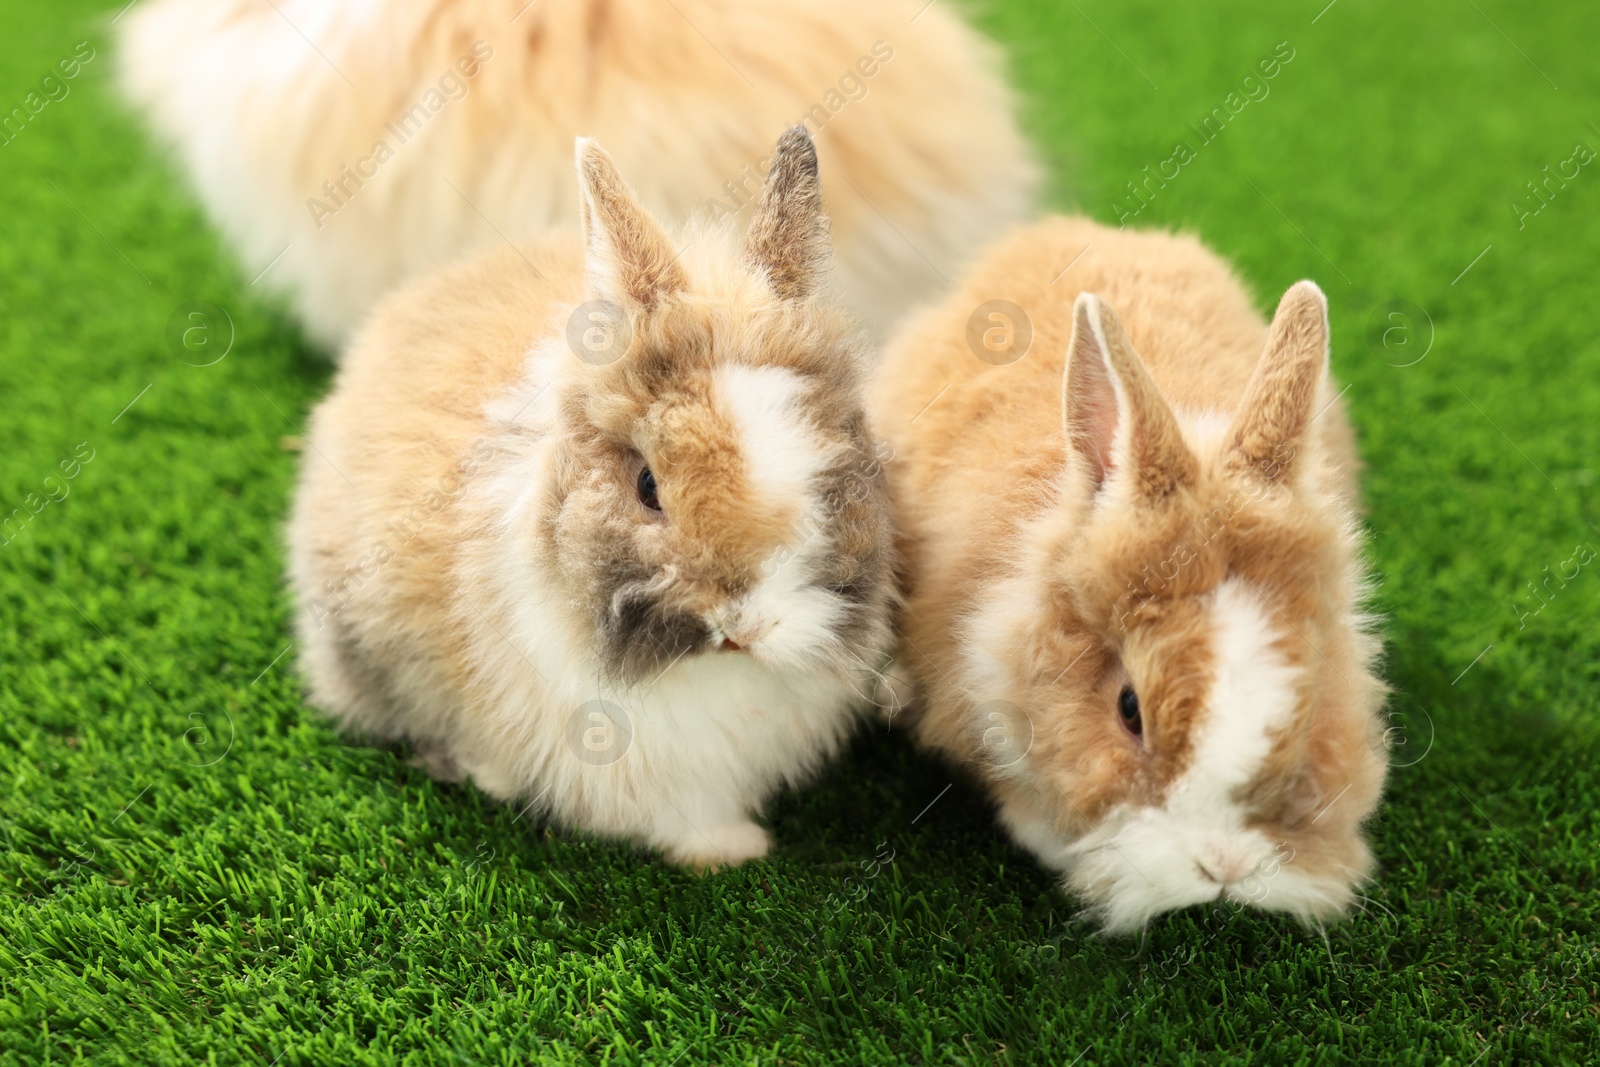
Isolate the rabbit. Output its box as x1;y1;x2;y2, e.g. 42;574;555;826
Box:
868;216;1388;932
116;0;1039;350
286;127;898;868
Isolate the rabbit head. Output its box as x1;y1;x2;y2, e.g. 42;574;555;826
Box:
968;283;1387;933
515;128;895;687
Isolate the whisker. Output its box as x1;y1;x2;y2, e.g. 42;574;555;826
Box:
838;648;902;715
1315;920;1336;968
1352;892;1398;922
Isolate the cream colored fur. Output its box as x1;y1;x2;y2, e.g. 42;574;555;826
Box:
117;0;1039;349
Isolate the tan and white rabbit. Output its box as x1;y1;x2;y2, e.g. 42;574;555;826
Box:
287;128;897;868
869;217;1387;931
117;0;1039;349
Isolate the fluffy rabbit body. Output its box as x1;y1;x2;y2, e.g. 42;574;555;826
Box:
118;0;1038;348
288;130;896;868
870;217;1387;931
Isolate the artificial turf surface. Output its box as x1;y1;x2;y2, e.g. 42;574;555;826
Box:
2;0;1598;1062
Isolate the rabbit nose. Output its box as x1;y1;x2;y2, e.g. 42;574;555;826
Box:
728;622;773;648
709;615;772;651
1197;850;1258;885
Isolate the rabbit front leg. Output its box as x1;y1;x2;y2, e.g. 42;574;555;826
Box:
657;818;772;872
637;782;772;871
995;791;1073;872
458;737;772;869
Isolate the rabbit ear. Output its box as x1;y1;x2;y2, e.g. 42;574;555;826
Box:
574;138;687;310
1228;281;1330;482
1062;293;1197;499
741;127;829;300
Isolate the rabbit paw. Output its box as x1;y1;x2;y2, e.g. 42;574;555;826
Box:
410;738;465;784
664;821;771;872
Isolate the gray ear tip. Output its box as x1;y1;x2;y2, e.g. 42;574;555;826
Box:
778;125;815;148
774;126;819;169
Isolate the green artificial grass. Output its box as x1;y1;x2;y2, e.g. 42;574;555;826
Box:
2;0;1598;1062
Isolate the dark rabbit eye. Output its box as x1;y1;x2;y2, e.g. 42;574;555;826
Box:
637;466;661;512
1118;685;1142;738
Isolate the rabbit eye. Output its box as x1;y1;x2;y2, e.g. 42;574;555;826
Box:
1118;685;1142;738
637;466;662;512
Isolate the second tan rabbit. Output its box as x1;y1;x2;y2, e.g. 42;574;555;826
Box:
870;218;1387;931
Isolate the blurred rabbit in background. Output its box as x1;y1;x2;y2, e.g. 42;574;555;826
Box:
117;0;1040;350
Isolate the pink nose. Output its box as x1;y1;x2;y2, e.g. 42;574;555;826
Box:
720;638;743;652
1198;854;1257;885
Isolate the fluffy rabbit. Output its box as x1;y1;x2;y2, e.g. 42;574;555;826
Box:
869;217;1387;931
287;128;897;868
117;0;1038;349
